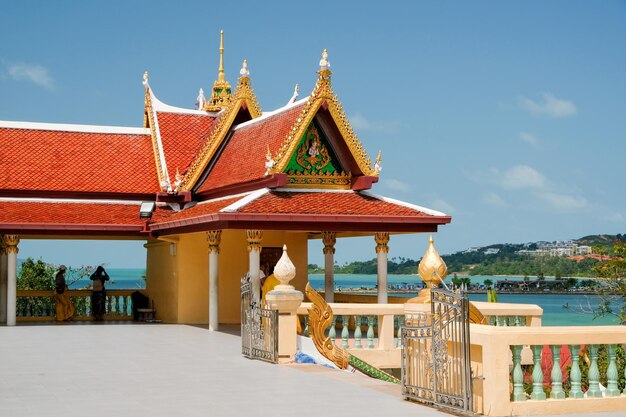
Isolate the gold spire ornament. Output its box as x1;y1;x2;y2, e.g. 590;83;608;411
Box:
203;30;232;111
408;236;448;304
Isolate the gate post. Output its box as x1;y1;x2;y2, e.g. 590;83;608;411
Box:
265;245;303;364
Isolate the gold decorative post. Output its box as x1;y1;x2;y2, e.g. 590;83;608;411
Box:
375;232;390;303
207;230;222;330
408;235;448;304
203;30;233;111
322;232;336;303
3;235;19;326
0;235;7;323
246;230;263;301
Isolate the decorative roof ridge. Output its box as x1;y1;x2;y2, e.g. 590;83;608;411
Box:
219;188;270;213
231;97;308;132
232;59;262;119
0;120;149;135
358;190;448;217
272;187;355;194
194;190;257;206
0;197;143;205
144;76;172;192
151;90;220;116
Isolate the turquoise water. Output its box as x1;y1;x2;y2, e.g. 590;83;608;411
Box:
66;268;146;290
308;273;621;327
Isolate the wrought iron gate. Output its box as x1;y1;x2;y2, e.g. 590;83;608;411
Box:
240;273;279;363
401;288;473;413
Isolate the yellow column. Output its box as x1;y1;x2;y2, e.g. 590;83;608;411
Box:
322;232;336;303
246;230;263;302
3;235;19;326
375;232;389;304
207;230;222;331
0;236;7;323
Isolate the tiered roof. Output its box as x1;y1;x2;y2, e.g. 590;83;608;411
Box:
0;38;451;237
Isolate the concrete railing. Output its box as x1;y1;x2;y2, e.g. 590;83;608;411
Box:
297;302;405;368
470;324;626;416
15;289;141;321
471;301;543;327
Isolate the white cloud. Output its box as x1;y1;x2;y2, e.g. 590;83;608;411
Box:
384;178;412;192
483;192;507;207
519;92;577;118
495;165;547;189
535;191;587;210
519;131;539;148
6;62;55;90
430;198;455;214
349;112;401;133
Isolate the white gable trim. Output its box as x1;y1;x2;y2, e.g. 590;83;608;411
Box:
359;190;447;217
219;188;270;212
0;197;142;205
150;91;220;116
232;97;309;131
0;120;149;135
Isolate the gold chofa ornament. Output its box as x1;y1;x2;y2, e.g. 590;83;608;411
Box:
408;236;447;304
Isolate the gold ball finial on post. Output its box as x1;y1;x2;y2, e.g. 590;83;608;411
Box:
407;235;448;304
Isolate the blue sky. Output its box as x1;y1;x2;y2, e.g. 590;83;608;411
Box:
2;1;625;268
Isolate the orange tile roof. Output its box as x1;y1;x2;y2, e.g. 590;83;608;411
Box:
238;191;435;217
196;104;304;193
0;201;146;231
156;112;216;175
0;128;157;195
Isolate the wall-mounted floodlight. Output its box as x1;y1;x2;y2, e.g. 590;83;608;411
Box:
140;202;156;219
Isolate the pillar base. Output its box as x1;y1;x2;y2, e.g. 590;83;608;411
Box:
266;289;303;363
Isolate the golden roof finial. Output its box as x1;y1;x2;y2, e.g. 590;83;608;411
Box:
408;236;448;304
203;30;232;112
317;48;332;82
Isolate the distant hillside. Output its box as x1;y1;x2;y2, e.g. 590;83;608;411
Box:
308;233;624;277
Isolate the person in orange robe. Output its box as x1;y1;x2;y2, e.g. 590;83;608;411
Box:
54;265;75;321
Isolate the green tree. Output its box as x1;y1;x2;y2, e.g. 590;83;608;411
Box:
483;279;493;289
592;242;626;324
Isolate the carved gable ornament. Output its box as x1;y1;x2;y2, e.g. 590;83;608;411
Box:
285;122;351;188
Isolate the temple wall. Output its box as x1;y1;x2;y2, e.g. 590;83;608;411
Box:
145;240;179;323
146;230;309;325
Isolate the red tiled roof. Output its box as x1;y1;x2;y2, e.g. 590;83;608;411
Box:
238;191;434;217
156;112;216;175
0;128;157;195
150;196;242;227
196;104;304;193
0;201;145;230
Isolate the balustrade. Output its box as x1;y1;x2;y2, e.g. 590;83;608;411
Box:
15;289;140;321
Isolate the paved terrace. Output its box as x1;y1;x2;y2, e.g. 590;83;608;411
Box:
0;323;624;417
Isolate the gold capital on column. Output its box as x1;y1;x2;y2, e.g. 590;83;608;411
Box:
322;231;336;255
374;232;389;254
3;235;20;255
246;230;263;252
206;230;222;254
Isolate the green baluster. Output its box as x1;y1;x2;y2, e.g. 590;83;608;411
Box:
354;315;362;348
531;345;546;400
367;315;375;349
587;344;602;398
606;344;620;397
488;316;496;326
341;315;350;349
303;316;309;337
329;317;336;344
512;345;526;401
550;345;565;399
569;345;584;398
396;315;404;348
496;316;506;326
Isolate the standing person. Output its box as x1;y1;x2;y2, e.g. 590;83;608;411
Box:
54;265;75;321
90;266;110;321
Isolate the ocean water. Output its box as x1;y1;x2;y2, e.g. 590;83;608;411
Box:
308;273;621;327
67;268;146;290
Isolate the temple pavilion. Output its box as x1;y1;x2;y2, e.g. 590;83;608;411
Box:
0;33;451;328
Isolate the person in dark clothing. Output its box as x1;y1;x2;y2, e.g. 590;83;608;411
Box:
90;266;110;321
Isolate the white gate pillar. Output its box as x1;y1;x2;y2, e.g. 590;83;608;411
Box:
375;232;389;304
207;230;222;331
322;232;336;303
4;235;19;326
246;230;263;302
0;236;7;323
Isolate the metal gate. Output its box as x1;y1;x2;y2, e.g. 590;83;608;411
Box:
401;288;473;413
240;273;279;363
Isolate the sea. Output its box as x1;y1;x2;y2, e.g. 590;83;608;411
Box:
63;269;620;326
